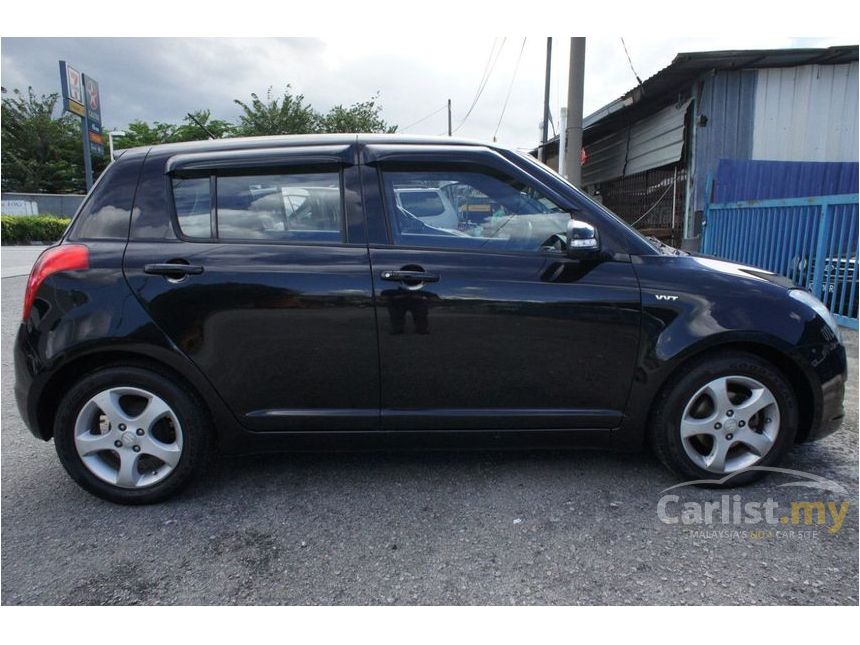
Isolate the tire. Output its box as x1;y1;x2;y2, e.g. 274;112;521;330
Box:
648;351;798;486
54;365;211;504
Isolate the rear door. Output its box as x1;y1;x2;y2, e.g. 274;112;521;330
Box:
123;144;379;431
361;144;642;438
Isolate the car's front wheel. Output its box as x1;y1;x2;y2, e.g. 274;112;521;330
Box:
649;351;799;485
54;366;211;504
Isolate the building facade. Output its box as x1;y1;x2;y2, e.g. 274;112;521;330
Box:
533;46;859;248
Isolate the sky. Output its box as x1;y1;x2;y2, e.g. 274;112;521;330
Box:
1;36;851;150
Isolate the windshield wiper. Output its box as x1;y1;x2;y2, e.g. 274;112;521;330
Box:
647;236;687;256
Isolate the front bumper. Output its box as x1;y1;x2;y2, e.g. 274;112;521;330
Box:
798;338;848;442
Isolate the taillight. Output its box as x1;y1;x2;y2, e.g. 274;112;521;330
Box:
23;244;89;321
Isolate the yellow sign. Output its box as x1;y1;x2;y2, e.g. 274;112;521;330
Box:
67;100;86;118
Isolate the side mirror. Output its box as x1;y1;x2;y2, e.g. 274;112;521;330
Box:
566;218;600;258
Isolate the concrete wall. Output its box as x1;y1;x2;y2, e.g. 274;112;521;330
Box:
0;193;86;218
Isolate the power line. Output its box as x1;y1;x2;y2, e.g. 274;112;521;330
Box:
452;37;507;133
493;37;527;141
620;37;643;86
399;104;448;132
452;38;502;133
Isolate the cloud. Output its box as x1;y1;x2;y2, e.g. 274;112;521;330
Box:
1;36;850;150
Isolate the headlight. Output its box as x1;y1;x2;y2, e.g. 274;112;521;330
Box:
789;289;843;343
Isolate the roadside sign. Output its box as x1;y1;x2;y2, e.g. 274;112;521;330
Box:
83;75;104;156
83;75;101;125
59;61;86;118
59;61;106;189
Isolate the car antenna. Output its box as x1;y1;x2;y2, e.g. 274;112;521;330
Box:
186;112;217;140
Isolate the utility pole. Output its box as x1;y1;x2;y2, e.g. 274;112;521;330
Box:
564;37;586;186
447;99;452;136
558;107;567;178
540;37;552;162
80;120;93;190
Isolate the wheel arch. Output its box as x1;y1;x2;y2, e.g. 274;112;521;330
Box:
35;348;236;448
646;340;817;443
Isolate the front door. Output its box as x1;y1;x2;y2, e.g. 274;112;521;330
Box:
124;148;379;431
362;145;642;434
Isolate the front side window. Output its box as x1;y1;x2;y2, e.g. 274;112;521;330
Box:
382;168;569;252
216;172;343;242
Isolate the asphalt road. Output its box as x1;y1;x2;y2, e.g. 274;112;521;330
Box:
1;274;857;605
0;245;48;279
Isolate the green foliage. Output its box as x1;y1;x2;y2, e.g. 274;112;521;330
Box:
173;110;236;141
317;94;397;134
233;87;397;136
2;83;398;193
1;87;109;194
233;86;318;136
118;110;237;148
1;88;86;193
119;120;178;147
0;215;72;245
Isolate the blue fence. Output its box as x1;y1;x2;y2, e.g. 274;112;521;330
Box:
702;188;859;329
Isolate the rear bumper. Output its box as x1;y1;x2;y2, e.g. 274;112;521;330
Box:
14;323;47;440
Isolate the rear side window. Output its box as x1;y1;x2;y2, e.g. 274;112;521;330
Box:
170;171;344;243
215;172;343;242
68;155;144;240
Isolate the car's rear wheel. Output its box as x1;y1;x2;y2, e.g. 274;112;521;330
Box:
649;351;798;486
54;366;211;504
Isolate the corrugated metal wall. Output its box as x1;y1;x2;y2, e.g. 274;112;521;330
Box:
582;100;690;186
626;99;691;175
578;57;858;242
712;159;859;202
752;62;859;162
691;69;757;212
581;129;627;186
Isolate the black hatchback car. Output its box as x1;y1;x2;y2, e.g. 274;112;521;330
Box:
14;135;847;504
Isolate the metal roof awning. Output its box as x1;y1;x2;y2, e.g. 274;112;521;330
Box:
582;99;691;185
533;45;859;158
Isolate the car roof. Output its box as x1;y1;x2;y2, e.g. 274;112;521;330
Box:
123;133;504;159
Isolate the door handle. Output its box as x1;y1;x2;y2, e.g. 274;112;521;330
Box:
143;263;204;277
380;270;440;283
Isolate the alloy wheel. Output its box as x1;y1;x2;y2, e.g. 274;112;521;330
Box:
73;386;183;489
680;375;781;474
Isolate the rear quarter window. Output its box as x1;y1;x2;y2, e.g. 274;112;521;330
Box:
67;155;144;240
172;176;212;238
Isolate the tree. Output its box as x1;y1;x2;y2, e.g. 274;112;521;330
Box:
2;83;400;193
172;110;236;141
114;110;236;150
317;94;397;134
1;88;86;193
233;86;317;136
118;119;178;147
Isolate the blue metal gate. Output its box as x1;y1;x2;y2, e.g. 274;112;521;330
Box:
702;189;859;329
